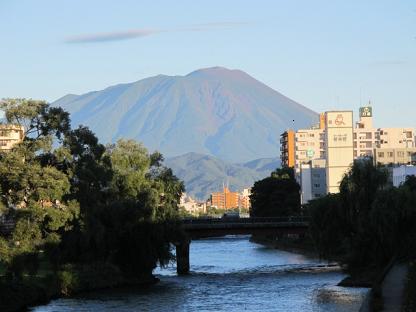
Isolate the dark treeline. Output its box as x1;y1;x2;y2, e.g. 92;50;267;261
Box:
0;99;184;309
307;158;416;276
250;160;416;280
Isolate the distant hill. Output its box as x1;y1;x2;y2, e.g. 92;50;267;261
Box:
53;67;318;162
165;152;280;200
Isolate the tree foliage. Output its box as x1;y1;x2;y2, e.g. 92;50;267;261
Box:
250;167;300;217
307;158;416;273
0;99;184;281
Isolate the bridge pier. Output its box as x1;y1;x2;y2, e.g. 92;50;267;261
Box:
176;240;190;275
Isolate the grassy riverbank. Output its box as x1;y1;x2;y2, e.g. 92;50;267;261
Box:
0;262;158;312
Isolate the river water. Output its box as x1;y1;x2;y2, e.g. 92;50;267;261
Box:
31;236;368;312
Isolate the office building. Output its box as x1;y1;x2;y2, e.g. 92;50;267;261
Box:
325;111;354;194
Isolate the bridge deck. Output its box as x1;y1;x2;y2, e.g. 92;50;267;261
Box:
181;217;309;238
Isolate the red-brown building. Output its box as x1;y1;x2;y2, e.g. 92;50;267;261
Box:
211;187;239;210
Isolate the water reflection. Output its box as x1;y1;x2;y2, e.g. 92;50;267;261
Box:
32;236;368;312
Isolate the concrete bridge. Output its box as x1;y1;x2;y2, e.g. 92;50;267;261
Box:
175;216;309;274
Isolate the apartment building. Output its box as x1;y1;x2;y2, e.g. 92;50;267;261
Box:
0;124;24;151
294;127;326;175
211;187;239;210
374;147;416;165
281;106;416;202
280;130;295;168
353;106;415;158
239;188;251;210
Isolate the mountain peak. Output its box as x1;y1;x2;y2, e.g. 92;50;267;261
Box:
53;68;318;162
186;66;248;79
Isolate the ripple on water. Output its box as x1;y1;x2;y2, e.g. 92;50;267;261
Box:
31;236;369;312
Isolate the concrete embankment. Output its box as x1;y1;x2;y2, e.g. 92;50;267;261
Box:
359;262;410;312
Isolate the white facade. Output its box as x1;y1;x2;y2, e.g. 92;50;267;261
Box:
392;166;416;187
0;124;24;151
353;106;415;158
325;111;354;194
294;128;325;175
300;159;327;204
179;193;207;215
287;106;416;203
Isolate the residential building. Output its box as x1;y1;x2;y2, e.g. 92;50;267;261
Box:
353;106;415;158
239;188;251;210
179;193;207;215
283;106;416;202
374;147;416;166
0;124;24;151
280;130;295;167
294;127;326;175
211;187;239;210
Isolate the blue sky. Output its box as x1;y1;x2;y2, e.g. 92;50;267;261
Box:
1;0;415;127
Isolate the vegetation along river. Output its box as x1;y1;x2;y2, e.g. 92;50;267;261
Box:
31;236;369;311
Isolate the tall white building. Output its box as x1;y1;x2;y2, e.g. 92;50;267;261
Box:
325;111;354;194
282;106;416;203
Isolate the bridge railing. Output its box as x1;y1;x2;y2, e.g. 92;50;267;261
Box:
181;216;310;225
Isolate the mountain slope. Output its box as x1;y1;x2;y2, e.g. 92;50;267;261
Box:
53;67;318;162
165;152;280;200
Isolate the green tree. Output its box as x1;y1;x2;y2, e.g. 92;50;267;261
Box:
250;167;300;217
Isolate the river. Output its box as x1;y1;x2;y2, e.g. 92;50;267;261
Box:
31;236;368;311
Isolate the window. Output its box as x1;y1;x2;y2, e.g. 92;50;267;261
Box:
406;131;413;138
314;184;320;188
398;151;405;157
0;140;7;146
0;130;10;137
387;152;394;158
366;132;372;139
378;152;385;158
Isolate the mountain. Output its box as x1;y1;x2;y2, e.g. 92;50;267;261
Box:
53;67;318;162
165;152;280;200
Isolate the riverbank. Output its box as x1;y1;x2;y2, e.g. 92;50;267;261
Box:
250;234;377;289
0;262;158;312
250;234;318;258
402;260;416;312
